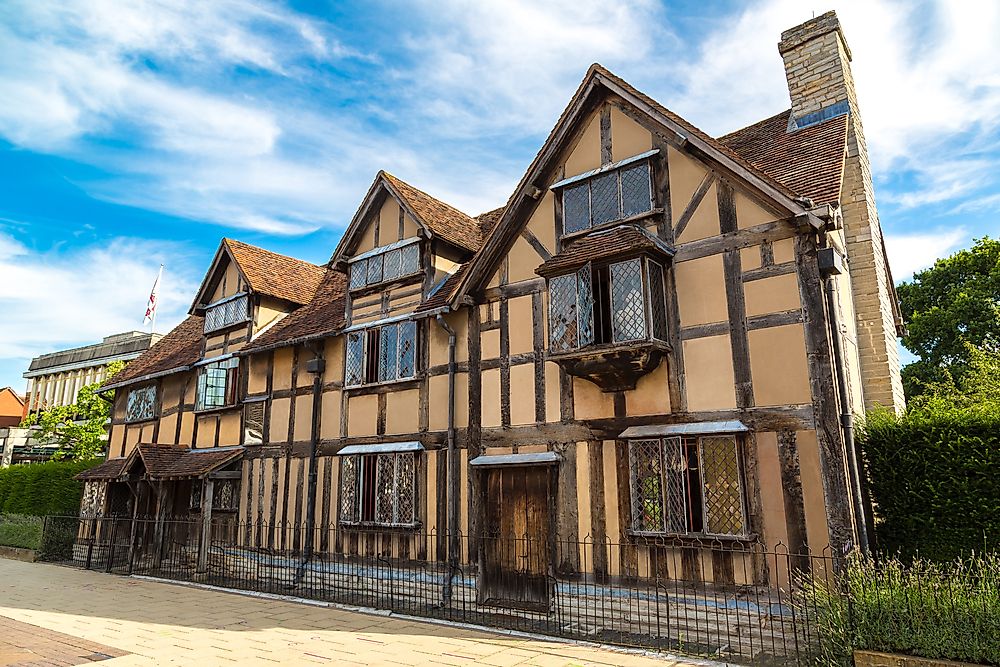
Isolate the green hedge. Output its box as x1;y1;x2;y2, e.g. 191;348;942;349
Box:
0;459;97;516
803;553;1000;665
859;404;1000;561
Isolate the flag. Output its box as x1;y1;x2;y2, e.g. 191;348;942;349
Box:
143;265;163;326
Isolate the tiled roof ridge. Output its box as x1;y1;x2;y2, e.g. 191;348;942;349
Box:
221;237;326;306
380;172;484;252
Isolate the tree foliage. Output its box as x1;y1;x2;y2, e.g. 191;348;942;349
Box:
897;237;1000;398
21;361;125;461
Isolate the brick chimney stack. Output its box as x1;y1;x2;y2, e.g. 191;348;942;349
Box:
779;11;905;413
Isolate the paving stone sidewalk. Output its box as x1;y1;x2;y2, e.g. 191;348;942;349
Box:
0;559;708;666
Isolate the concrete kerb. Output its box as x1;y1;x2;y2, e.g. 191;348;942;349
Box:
131;573;730;667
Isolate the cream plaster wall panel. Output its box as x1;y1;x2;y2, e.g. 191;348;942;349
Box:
211;260;242;302
735;191;778;230
385;389;420;435
748;324;812;407
141;424;154;443
573;377;614;420
507;236;543;283
293;394;313;442
564;111;602;177
109;427;124;458
744;273;801;317
402;214;418;239
675;254;728;326
601;441;622;568
740;245;762;271
574;443;593;557
319;391;342;440
296;348;313;388
610;106;652;163
796;429;832;554
683;334;737;411
527;191;556;254
772;237;795;264
755;432;791;558
544;362;561;424
480;328;501;361
157;414;177;445
124;426;140;452
481;368;502;428
429;311;468;368
518;444;548;454
269;397;290;443
272;348;294;391
625;360;670;416
507;296;534;355
428;373;469;431
184;376;197;404
668;147;709;219
356;216;376;254
179;412;194;445
218;412;241;446
676;181;721;243
324;338;344;379
248;354;269;395
255;299;287;335
486;269;500;290
379;197;401;244
347;394;378;437
195;417;215;448
509;364;536;426
203;335;227;360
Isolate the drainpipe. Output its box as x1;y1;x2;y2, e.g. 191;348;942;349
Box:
819;246;870;553
294;346;325;584
434;314;459;604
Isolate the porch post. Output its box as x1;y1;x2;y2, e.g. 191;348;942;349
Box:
152;481;171;568
197;478;214;574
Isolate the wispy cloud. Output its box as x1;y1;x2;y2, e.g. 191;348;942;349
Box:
885;227;967;280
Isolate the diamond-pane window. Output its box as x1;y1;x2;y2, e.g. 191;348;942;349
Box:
204;294;249;333
621;162;652;218
610;259;647;342
701;436;746;535
647;260;668;341
349;259;367;289
214;479;239;511
400;243;420;274
366;254;383;284
345;320;418;386
563;183;590;234
398;320;417;379
548;274;578;351
126;385;157;422
340;451;416;527
590;172;620;226
629;439;665;533
383;248;402;281
345;332;365;386
576;263;594;346
378;322;399;382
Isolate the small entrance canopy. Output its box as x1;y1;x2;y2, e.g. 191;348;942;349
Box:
75;444;244;482
619;420;749;439
469;452;561;467
75;457;128;481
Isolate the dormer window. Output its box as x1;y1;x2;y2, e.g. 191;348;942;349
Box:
204;293;249;333
348;239;420;291
555;151;656;236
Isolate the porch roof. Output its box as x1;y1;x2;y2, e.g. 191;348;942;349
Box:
75;457;128;481
535;224;674;278
128;444;244;480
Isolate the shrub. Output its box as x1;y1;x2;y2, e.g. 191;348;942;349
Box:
0;459;97;516
0;513;43;550
802;552;1000;665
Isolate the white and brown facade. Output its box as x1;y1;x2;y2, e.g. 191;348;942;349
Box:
81;12;901;602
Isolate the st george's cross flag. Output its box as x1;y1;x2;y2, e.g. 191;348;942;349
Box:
143;265;163;326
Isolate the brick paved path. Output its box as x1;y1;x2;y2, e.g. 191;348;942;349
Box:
0;559;708;666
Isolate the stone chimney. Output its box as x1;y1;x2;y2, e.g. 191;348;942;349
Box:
779;11;905;413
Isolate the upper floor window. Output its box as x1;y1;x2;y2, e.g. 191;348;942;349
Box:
348;240;420;291
195;357;239;411
548;257;667;353
339;451;416;527
204;294;249;333
345;320;417;387
560;155;653;235
627;435;747;537
125;385;157;423
242;399;264;445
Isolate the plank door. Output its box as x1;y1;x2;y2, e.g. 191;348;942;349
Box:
480;466;552;611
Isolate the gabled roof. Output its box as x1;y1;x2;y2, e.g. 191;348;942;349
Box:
101;315;204;391
0;387;25;407
719;109;848;207
535;225;674;278
242;269;348;353
448;64;823;309
75;457;128;481
190;238;325;312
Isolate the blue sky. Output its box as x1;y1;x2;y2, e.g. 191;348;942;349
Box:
1;0;999;392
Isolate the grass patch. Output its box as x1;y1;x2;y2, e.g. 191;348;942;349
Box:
0;514;43;550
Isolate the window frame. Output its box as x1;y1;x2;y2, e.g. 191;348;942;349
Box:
242;398;265;445
626;434;749;539
548;256;669;353
348;239;422;292
338;451;418;528
195;357;240;412
344;319;418;388
558;156;655;237
125;384;158;423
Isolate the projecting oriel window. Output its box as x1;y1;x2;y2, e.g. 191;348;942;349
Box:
627;435;747;537
339;452;416;527
348;240;421;290
204;294;250;333
195;357;239;411
560;158;653;235
344;320;417;387
125;385;157;423
548;257;668;352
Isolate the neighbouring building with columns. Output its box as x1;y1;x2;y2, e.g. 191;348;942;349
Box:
23;331;163;416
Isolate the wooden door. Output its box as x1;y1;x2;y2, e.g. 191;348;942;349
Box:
480;466;552;611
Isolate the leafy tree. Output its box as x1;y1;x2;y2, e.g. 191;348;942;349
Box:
897;237;1000;398
21;361;125;461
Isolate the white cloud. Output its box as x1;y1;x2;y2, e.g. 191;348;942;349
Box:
884;227;967;280
0;233;200;361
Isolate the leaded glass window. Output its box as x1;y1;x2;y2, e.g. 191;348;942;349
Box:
548;274;578;351
648;260;668;341
339;452;416;526
561;159;652;233
196;357;239;410
627;435;746;537
204;294;249;333
348;240;421;290
344;320;418;386
243;400;264;445
126;385;157;422
610;258;646;342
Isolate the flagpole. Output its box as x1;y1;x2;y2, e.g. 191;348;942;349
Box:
152;265;162;333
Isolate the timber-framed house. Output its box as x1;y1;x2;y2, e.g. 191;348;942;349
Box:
80;11;903;618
